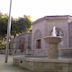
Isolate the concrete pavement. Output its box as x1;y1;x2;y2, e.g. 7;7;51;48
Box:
0;54;30;72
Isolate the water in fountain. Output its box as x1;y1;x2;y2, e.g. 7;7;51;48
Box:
52;26;57;37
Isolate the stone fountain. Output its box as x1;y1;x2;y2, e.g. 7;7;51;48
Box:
13;26;72;72
45;26;62;59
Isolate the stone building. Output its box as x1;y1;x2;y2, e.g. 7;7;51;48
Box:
32;15;72;57
10;33;32;55
11;15;72;57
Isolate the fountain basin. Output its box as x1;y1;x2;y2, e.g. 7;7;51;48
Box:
44;36;62;43
13;56;72;72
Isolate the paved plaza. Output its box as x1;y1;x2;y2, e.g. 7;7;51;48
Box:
0;54;30;72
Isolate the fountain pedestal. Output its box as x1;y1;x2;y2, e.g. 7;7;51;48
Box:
44;36;62;59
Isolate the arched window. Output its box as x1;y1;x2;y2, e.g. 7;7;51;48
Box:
34;29;42;39
33;29;42;49
19;38;25;52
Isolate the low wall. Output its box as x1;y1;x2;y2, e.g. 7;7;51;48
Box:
30;48;72;58
13;56;72;72
59;48;72;58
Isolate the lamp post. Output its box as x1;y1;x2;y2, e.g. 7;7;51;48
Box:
5;0;12;63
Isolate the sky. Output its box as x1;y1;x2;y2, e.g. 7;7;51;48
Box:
0;0;72;21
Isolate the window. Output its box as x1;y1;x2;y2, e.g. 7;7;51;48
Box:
33;29;42;49
36;39;41;49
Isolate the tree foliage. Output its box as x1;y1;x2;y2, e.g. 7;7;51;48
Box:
0;13;32;38
0;13;32;49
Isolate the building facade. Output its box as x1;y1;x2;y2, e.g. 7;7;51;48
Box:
10;33;32;55
10;15;72;57
32;15;72;56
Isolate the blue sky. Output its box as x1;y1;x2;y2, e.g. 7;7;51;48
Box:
0;0;72;21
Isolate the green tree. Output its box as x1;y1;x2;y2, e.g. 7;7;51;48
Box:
0;13;8;38
0;13;32;37
0;13;32;49
11;15;32;36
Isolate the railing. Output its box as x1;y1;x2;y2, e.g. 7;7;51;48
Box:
26;48;48;57
13;48;72;58
12;48;48;57
59;48;72;58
